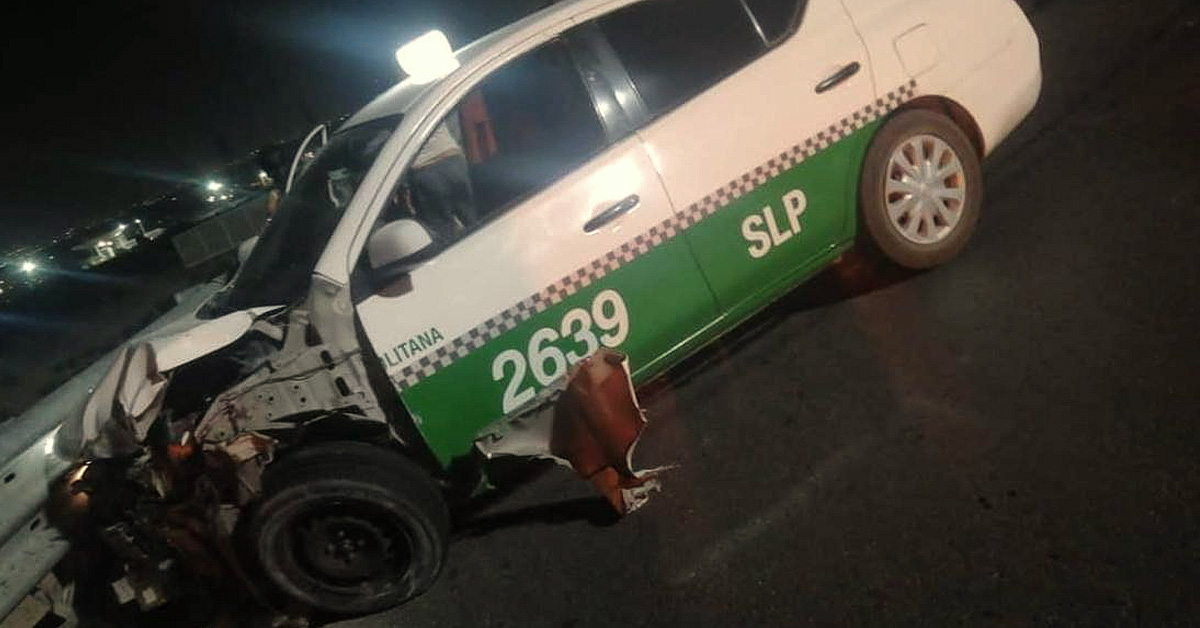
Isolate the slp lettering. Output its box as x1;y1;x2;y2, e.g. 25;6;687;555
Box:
741;189;808;259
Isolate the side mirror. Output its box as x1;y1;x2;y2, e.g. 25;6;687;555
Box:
367;219;436;280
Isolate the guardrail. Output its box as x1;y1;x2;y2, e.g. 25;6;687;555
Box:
171;200;269;268
0;280;225;622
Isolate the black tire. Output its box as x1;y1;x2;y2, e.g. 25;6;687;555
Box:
859;109;983;269
247;441;449;616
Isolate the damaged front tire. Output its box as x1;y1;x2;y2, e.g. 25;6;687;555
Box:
247;441;448;616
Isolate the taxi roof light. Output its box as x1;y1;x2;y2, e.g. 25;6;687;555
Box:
395;30;458;84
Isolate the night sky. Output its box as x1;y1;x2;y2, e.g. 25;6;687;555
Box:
0;0;543;251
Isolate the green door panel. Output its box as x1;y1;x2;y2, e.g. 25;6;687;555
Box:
400;235;716;465
685;120;880;313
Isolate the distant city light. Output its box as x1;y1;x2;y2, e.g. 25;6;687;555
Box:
20;261;38;274
206;180;225;192
395;30;458;84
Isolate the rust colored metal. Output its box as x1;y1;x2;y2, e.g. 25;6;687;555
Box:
550;350;658;514
475;349;668;513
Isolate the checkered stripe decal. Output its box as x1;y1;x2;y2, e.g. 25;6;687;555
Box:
675;80;917;229
394;80;918;390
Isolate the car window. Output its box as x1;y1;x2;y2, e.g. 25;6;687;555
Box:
390;39;608;244
597;0;766;119
743;0;808;43
208;115;400;315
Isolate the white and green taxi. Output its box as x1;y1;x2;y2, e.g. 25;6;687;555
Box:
58;0;1041;618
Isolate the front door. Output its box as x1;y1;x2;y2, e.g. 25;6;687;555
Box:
355;39;717;465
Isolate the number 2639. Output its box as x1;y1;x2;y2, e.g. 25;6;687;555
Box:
491;289;629;413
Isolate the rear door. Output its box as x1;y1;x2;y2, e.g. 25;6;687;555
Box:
596;0;877;312
354;38;717;464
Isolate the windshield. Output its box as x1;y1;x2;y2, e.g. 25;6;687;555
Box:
203;115;401;316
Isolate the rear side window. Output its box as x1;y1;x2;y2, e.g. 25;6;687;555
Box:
598;0;765;118
743;0;807;43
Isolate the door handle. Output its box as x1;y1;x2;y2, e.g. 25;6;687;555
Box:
584;194;640;233
815;62;861;94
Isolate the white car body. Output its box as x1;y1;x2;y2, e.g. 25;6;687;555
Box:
331;0;1041;464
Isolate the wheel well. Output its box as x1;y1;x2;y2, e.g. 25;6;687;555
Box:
896;95;985;158
266;413;450;484
290;414;390;447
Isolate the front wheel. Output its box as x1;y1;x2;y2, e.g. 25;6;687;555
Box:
247;441;449;616
858;109;983;269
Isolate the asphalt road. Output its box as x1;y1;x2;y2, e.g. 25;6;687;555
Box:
340;1;1200;626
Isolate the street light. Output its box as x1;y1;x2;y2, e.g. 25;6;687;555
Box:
206;180;225;193
20;261;37;274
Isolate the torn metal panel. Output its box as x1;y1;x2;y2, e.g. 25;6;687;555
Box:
212;433;276;506
193;294;386;444
193;337;385;444
57;307;281;460
72;344;167;459
60;296;385;460
476;350;666;515
148;306;281;373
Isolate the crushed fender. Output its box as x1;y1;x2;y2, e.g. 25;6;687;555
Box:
68;343;169;460
475;349;667;514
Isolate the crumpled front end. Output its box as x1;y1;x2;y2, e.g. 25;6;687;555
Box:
44;292;394;624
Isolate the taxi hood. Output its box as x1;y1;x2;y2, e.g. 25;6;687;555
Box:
55;295;283;460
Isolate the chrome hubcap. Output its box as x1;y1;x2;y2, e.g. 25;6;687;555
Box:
885;135;967;245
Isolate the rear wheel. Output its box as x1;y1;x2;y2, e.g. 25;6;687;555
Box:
859;109;983;269
248;441;448;616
